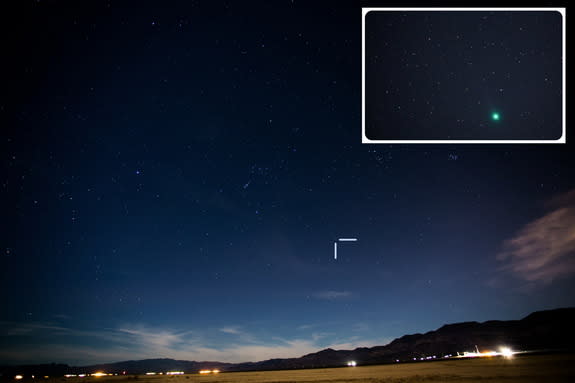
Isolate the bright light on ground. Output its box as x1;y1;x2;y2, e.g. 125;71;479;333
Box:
199;370;220;374
500;347;514;357
347;361;357;367
456;347;516;359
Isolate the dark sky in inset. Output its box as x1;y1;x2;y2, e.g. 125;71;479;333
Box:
0;1;574;366
365;11;563;140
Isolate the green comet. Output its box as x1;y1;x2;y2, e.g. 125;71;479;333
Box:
491;112;500;121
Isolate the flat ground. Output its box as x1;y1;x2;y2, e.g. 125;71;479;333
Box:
74;354;575;383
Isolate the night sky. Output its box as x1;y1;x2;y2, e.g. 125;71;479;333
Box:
1;1;574;366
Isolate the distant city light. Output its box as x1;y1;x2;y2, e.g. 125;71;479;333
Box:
347;361;357;367
65;375;77;378
15;376;23;380
165;372;184;375
91;372;107;377
78;375;86;378
145;372;157;376
212;370;220;374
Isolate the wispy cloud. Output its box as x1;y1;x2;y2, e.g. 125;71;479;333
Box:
312;290;352;300
0;321;384;365
496;188;575;284
0;321;110;338
218;325;258;343
219;326;241;335
116;325;199;352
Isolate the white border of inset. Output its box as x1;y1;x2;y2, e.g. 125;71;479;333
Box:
362;7;566;144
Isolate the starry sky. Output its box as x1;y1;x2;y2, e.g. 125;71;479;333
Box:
1;0;574;366
365;10;563;140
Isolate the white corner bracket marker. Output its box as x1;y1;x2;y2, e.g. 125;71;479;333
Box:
334;238;358;259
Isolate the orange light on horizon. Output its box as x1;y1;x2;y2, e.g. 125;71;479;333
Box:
91;372;107;377
198;370;220;374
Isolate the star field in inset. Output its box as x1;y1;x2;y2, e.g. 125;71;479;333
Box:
364;10;563;141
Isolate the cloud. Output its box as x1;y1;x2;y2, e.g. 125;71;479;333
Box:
0;344;133;366
297;323;317;330
0;322;198;364
219;326;241;335
496;189;575;284
0;321;386;365
218;326;259;344
116;326;197;350
175;339;322;363
0;337;389;366
0;321;103;338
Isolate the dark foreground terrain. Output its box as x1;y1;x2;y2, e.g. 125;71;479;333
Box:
22;354;575;383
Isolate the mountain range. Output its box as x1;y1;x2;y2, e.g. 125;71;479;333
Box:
2;307;574;377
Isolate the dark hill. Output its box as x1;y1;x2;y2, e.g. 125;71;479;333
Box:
233;307;575;370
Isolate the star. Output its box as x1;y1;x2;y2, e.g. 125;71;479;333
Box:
491;112;500;121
